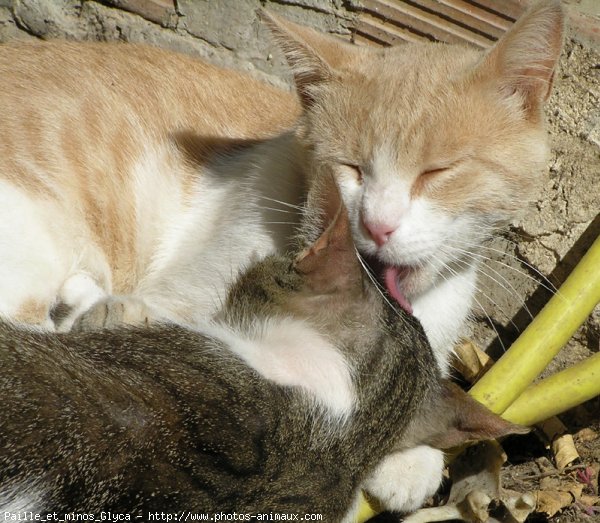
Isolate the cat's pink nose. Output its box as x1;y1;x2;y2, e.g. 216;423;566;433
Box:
362;218;397;247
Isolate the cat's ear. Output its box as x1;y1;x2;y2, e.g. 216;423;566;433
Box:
415;381;529;450
259;10;353;108
294;176;361;294
478;0;563;119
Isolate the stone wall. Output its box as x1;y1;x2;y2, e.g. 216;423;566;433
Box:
0;0;359;88
0;0;598;375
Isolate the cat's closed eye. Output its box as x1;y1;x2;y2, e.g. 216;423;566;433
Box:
417;162;463;187
420;166;450;178
411;163;456;196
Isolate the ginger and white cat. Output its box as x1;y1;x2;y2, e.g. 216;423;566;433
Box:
0;0;563;515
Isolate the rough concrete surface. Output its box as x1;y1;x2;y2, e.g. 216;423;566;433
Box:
0;0;598;391
0;0;359;88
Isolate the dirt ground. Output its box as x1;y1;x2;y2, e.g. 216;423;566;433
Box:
501;420;600;522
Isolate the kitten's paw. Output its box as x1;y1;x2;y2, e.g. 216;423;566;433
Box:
54;272;108;332
363;446;444;513
72;296;159;331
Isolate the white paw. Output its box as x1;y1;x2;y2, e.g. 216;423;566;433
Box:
363;446;444;513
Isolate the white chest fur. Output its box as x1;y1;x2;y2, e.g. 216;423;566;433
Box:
200;317;355;421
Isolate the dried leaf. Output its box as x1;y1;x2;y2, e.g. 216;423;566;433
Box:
438;442;538;523
537;417;567;443
540;477;584;499
580;494;600;506
402;505;463;523
535;489;573;517
552;433;579;471
402;491;493;523
500;489;536;523
453;341;494;383
539;476;562;491
574;427;599;443
458;490;491;522
449;441;505;504
569;482;585;499
535;456;556;474
446;442;508;522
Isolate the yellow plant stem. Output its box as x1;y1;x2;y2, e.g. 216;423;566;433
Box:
470;235;600;414
502;351;600;426
356;492;378;523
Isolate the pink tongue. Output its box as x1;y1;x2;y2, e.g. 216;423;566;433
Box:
383;266;413;315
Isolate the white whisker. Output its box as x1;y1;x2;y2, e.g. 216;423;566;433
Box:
449;238;560;297
439;244;534;320
258;195;304;211
428;252;508;353
256;205;299;215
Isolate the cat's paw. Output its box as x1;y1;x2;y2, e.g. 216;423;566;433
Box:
363;446;444;513
72;296;159;331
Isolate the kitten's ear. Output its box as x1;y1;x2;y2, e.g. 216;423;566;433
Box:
294;176;361;294
479;0;563;119
416;381;529;450
259;9;353;108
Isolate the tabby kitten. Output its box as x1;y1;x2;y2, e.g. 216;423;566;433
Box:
0;191;520;519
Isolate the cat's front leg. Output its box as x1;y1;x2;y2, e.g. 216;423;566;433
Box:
71;295;163;331
362;446;444;514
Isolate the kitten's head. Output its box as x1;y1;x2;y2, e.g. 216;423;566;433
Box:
262;0;563;310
